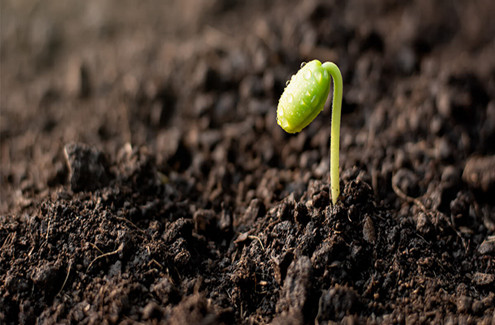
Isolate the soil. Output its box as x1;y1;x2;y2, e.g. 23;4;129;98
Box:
1;0;495;324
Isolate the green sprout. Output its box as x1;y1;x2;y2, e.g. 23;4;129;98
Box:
277;60;343;204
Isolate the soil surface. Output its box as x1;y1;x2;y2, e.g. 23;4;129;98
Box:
1;0;495;324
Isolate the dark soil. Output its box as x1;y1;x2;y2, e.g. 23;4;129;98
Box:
1;0;495;324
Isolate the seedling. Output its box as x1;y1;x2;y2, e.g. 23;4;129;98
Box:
277;60;343;204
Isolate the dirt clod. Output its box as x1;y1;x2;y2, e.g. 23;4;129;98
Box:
64;143;110;192
463;155;495;193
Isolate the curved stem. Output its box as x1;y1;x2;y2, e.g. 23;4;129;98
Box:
322;62;343;204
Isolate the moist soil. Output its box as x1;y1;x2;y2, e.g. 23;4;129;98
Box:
1;0;495;324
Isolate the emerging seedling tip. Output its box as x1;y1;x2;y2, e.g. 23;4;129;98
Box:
277;60;343;204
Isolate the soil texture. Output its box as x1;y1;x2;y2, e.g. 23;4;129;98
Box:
1;0;495;324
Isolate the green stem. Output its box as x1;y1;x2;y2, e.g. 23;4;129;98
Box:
322;62;343;204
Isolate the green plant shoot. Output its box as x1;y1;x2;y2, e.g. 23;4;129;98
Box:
277;60;343;204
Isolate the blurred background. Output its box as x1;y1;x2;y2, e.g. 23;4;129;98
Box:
1;0;495;214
